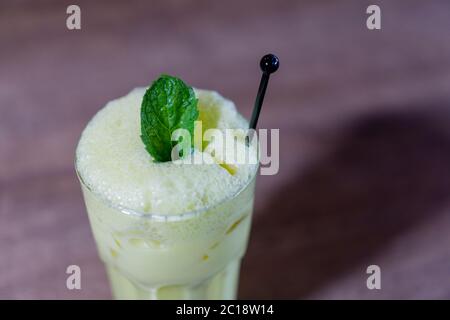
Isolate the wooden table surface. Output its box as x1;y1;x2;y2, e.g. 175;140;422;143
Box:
1;0;450;299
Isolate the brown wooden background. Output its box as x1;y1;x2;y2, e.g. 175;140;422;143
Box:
1;0;450;299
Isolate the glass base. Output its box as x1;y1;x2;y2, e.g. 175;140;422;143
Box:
106;259;241;300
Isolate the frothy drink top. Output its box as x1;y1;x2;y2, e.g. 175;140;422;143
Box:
76;88;257;215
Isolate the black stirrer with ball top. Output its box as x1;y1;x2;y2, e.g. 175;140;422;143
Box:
247;54;279;143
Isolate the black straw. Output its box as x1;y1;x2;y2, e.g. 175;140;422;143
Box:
249;54;279;131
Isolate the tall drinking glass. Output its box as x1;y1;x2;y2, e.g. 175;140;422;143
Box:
76;165;256;299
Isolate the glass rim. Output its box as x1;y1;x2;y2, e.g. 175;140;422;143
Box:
75;155;258;222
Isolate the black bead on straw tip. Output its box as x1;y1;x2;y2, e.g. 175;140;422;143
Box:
260;54;280;74
248;53;279;132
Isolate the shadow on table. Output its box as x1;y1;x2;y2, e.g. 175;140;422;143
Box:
239;103;450;299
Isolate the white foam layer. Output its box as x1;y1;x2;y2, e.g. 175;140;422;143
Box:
76;88;257;215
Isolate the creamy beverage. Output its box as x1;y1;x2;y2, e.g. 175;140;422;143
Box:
76;85;258;299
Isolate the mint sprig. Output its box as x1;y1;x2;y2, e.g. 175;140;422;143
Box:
140;74;199;162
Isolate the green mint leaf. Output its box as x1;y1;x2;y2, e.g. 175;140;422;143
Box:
140;74;199;162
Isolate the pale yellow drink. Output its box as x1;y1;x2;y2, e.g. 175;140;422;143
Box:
75;88;258;299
